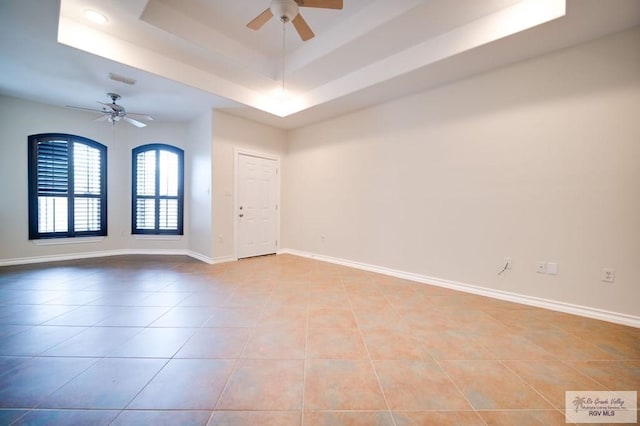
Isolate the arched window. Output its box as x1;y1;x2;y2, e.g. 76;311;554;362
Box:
132;144;184;235
28;133;107;239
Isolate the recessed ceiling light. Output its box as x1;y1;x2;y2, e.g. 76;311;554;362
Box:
84;9;108;25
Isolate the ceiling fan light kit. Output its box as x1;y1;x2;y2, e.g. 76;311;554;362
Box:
271;0;299;22
247;0;343;41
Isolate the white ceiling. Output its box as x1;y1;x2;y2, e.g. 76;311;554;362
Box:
0;0;639;129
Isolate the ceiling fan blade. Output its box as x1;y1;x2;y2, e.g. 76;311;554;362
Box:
247;8;273;30
124;116;147;128
127;112;154;121
297;0;343;9
94;115;108;122
66;105;103;113
292;13;315;41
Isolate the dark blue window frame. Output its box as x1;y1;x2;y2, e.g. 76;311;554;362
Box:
28;133;107;239
131;143;184;235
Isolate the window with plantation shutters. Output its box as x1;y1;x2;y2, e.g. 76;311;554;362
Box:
132;144;183;235
28;134;107;239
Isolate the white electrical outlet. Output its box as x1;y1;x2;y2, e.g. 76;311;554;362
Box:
602;268;615;283
536;261;547;274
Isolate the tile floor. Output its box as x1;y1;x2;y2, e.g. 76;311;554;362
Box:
0;254;638;425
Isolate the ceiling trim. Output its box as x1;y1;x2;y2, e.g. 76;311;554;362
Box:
57;0;566;118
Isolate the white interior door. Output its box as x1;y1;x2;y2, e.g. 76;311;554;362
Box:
237;153;279;259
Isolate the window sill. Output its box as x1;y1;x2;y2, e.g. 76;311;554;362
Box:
134;235;182;241
32;237;105;246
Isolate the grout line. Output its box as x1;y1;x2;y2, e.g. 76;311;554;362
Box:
349;274;397;426
498;359;561;410
206;278;271;424
301;269;311;426
429;357;488;426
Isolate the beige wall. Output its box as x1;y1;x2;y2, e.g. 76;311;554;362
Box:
211;110;287;260
283;28;640;317
0;95;191;262
186;110;214;260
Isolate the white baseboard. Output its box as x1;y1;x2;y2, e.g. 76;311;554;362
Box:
0;250;132;266
188;251;236;265
185;251;213;264
279;248;640;328
0;249;234;267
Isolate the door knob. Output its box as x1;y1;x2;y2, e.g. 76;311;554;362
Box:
239;213;244;217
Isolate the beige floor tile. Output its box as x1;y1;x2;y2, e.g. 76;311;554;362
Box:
485;308;564;332
398;309;461;333
362;329;428;360
352;307;404;330
304;411;394;425
440;360;553;409
383;291;428;309
267;289;310;307
175;327;251;359
393;411;485;425
419;330;495;360
128;359;235;410
308;290;351;308
242;327;306;359
374;359;471;410
307;328;368;359
478;409;567;425
217;359;304;410
587;333;640;360
348;294;393;310
521;329;621;360
469;332;555;360
203;307;262;327
222;291;271;308
343;282;382;296
304;359;387;410
258;306;308;328
504;360;607;408
208;410;300;426
567;360;640;391
308;308;357;329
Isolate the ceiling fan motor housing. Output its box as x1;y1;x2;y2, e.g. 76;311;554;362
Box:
105;92;126;118
271;0;299;22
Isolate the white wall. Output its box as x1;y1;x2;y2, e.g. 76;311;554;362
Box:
187;110;214;260
211;110;287;260
283;28;640;317
0;95;191;263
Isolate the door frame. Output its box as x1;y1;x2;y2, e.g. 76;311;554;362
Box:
233;148;281;260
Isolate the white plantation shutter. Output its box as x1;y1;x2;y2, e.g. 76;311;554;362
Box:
29;134;107;239
136;199;156;230
159;199;178;229
132;144;183;234
135;150;156;230
36;140;69;233
74;143;102;232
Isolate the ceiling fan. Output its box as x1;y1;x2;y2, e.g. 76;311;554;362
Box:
247;0;343;41
67;93;153;128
